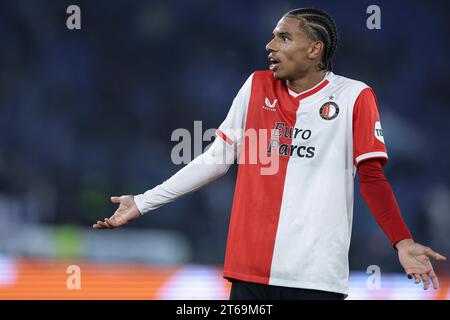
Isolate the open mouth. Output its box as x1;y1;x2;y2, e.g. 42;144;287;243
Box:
268;56;280;71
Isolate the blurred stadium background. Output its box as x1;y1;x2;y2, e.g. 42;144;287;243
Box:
0;0;449;299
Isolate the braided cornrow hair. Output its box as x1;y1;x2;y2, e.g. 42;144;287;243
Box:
284;8;338;71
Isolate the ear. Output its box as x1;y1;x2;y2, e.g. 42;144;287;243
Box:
308;41;324;60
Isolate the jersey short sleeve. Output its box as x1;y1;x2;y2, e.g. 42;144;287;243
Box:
353;87;389;166
216;73;253;146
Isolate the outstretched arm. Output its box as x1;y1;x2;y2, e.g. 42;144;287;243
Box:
135;136;236;213
358;158;446;290
94;73;252;229
93;136;236;229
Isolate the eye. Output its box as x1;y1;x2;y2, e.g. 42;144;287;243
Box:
281;34;288;41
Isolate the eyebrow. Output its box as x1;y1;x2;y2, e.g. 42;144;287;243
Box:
273;31;292;38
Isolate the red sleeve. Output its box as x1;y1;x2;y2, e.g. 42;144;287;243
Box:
353;88;389;167
358;158;413;247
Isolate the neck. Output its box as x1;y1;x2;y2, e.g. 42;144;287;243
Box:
287;70;327;93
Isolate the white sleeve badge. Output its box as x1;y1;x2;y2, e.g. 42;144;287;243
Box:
374;121;385;144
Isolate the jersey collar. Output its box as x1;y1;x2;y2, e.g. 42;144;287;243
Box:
287;71;332;99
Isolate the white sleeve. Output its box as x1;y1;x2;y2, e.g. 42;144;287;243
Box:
216;73;253;147
134;136;237;215
134;74;252;215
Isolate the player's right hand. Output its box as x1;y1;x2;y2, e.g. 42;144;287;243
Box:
92;195;141;229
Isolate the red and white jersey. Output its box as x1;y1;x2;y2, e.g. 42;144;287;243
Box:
217;70;388;295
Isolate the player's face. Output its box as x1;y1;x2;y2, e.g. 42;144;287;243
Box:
266;17;323;80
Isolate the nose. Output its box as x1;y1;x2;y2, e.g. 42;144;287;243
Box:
265;38;276;52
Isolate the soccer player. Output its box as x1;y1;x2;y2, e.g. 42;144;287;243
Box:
93;8;446;299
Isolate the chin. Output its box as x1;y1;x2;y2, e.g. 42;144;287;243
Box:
272;70;287;80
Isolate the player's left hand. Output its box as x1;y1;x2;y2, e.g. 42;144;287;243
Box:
396;239;446;290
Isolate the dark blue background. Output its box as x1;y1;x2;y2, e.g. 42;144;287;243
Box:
0;0;448;273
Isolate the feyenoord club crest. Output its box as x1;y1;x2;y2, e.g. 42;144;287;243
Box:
320;101;339;120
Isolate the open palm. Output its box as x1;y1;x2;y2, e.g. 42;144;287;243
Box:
93;195;141;229
398;242;446;290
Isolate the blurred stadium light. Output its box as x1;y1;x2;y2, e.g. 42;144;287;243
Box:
0;256;448;300
0;225;191;264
